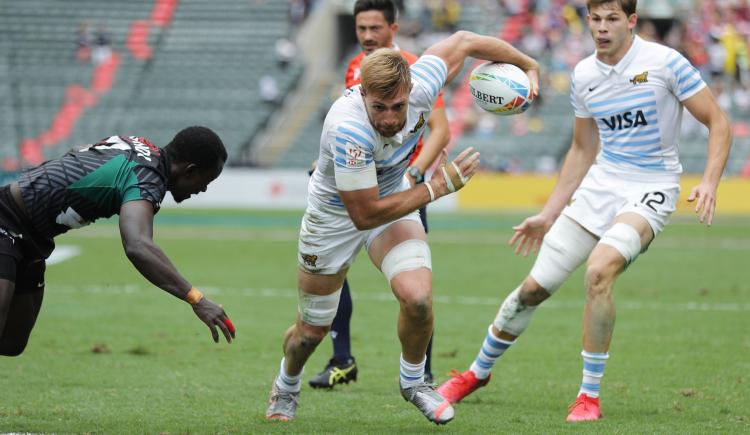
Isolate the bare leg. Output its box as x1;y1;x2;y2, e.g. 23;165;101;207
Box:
281;268;347;376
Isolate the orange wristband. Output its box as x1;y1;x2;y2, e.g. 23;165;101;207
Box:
185;287;204;305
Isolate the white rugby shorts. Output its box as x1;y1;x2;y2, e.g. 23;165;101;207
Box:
562;164;680;237
298;188;422;275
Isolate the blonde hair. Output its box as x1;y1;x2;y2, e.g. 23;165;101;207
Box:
360;48;411;99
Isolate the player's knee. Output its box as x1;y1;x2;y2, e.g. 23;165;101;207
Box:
399;290;432;323
519;276;550;306
584;262;614;299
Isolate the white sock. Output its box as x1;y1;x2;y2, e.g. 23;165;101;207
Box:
578;350;608;398
275;357;303;393
469;325;515;379
399;354;426;388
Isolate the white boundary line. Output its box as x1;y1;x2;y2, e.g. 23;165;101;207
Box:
49;285;750;312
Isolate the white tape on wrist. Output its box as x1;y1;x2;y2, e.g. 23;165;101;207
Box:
424;182;436;202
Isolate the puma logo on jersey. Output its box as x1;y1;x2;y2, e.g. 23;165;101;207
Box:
601;110;648;131
630;71;648;85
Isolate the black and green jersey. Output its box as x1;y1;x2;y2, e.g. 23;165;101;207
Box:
18;136;170;240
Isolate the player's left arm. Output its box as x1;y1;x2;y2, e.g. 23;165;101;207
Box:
407;105;451;182
682;87;733;225
423;31;539;98
118;200;234;343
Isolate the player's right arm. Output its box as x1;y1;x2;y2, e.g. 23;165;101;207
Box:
509;116;599;256
423;30;539;98
338;147;479;230
118;200;234;343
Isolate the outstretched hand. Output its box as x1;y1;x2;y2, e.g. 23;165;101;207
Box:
686;181;718;226
192;298;235;343
508;214;554;257
429;147;480;198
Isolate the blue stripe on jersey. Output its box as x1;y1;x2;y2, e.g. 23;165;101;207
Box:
680;78;703;96
602;137;661;147
601;148;665;170
600;127;660;139
379;173;404;196
420;56;448;81
677;70;700;87
588;90;655;108
342;120;376;142
374;135;420;165
416;59;445;87
410;67;438;98
336;126;375;151
334;145;347;156
674;61;692;77
334;156;347;167
667;55;682;69
590;100;657;117
412;62;441;85
326;193;344;207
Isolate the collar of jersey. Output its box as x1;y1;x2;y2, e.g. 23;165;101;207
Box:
594;34;641;76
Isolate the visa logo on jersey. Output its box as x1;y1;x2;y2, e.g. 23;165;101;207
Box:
600;110;648;131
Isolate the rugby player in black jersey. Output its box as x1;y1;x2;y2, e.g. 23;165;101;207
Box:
0;126;235;356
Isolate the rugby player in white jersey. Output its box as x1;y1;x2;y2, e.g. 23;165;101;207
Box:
437;0;732;422
265;32;539;424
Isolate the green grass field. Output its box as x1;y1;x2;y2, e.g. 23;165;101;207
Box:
1;209;748;433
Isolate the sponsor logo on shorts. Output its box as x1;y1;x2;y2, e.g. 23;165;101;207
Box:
301;253;318;267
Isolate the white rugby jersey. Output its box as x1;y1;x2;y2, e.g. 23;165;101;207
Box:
308;54;447;213
571;35;706;174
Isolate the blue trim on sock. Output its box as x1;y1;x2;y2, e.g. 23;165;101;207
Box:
480;347;502;358
583;361;606;373
486;333;511;349
474;358;493;369
581;382;600;392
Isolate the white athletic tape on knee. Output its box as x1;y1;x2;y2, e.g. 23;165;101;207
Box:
298;287;342;326
493;286;538;336
529;216;597;294
380;239;432;282
598;223;642;265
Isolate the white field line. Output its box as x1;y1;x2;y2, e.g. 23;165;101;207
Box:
50;285;750;312
62;226;750;250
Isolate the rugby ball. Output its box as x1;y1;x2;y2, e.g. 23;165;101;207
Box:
469;62;532;115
